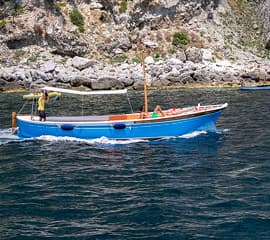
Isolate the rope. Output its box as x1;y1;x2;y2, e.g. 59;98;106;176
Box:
17;101;28;114
81;95;84;116
126;91;133;113
32;98;35;116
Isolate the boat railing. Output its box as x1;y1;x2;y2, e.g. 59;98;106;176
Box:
46;115;110;122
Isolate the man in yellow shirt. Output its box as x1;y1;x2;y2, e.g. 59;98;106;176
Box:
38;91;48;121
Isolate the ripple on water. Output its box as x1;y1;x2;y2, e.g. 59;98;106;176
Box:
1;89;270;239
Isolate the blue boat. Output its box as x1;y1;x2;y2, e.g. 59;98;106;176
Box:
15;86;228;140
240;85;270;90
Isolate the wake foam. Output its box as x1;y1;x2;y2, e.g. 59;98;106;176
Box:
179;130;207;139
36;131;208;144
0;128;220;146
36;135;147;145
0;128;20;145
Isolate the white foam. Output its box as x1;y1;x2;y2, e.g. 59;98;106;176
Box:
0;129;218;146
36;135;147;145
179;130;207;139
155;130;207;141
221;128;230;132
0;128;21;145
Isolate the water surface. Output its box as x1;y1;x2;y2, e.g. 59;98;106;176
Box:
0;89;269;239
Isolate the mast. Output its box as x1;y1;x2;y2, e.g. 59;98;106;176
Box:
142;57;148;113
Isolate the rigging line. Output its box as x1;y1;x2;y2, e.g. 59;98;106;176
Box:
18;100;29;114
31;97;38;119
126;91;133;113
81;95;84;116
32;97;35;116
35;98;38;116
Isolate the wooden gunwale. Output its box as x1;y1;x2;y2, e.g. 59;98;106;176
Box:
134;108;221;124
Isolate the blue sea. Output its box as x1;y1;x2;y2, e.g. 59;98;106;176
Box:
0;89;270;239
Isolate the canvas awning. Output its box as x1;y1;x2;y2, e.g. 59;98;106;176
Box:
41;86;127;95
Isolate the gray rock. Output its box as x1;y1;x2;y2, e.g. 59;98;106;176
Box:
70;56;94;70
89;2;103;9
118;77;134;87
0;79;7;90
69;75;91;88
144;56;155;65
265;33;270;50
0;69;13;81
92;77;124;90
167;58;182;65
30;70;48;82
41;61;56;73
185;47;203;63
46;32;89;57
142;40;158;48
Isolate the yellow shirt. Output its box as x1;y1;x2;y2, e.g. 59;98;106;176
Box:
38;96;45;111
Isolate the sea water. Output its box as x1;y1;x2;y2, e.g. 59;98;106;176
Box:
0;89;270;239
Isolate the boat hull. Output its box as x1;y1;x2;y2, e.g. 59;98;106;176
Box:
240;85;270;90
16;104;227;140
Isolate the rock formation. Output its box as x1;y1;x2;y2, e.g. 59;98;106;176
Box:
0;0;269;91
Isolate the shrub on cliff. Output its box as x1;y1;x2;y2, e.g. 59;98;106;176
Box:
70;8;84;33
13;3;24;15
52;1;66;10
172;32;190;47
0;19;6;28
119;0;127;13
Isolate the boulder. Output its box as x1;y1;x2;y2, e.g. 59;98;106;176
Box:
41;61;56;73
69;56;94;70
46;32;89;57
144;56;155;65
265;33;270;50
70;75;91;87
92;77;124;90
0;79;7;91
185;47;203;63
167;58;182;65
202;49;214;62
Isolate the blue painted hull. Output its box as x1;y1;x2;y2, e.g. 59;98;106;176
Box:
16;105;227;140
240;85;270;90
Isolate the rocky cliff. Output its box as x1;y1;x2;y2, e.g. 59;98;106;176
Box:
0;0;270;91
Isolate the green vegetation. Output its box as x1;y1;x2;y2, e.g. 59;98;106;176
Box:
14;8;24;14
265;50;270;59
119;0;127;14
226;0;267;57
52;1;67;10
152;51;166;61
70;8;85;33
0;19;6;28
14;50;26;58
132;56;140;64
2;0;10;5
172;32;190;47
13;3;24;15
27;54;39;63
228;0;247;11
108;55;128;63
56;58;68;65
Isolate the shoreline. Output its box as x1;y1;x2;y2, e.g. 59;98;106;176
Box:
3;80;270;93
1;56;269;93
0;83;244;94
